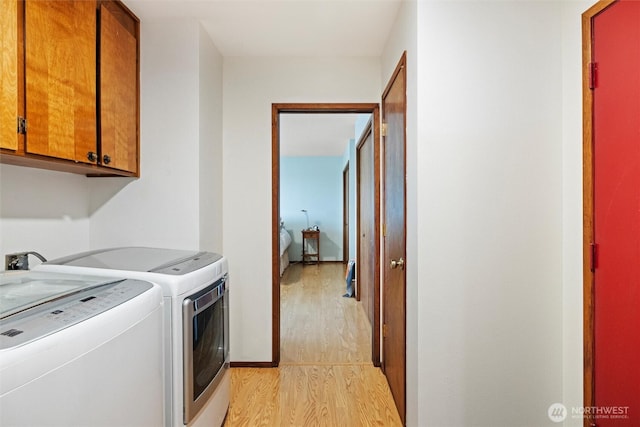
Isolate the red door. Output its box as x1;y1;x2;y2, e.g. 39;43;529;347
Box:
593;0;640;424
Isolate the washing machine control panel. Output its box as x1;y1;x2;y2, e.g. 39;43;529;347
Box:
0;279;153;349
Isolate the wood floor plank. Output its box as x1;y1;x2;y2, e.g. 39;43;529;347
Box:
280;263;371;365
226;365;402;427
225;264;401;426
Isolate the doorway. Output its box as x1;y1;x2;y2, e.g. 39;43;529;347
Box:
271;103;380;365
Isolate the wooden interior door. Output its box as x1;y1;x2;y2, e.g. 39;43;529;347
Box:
25;0;96;162
357;119;375;325
382;52;407;424
588;0;640;423
0;0;18;151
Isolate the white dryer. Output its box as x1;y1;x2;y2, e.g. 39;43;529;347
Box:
35;247;230;427
0;271;164;427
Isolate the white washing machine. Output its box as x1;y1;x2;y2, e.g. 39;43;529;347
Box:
0;271;164;427
35;247;230;427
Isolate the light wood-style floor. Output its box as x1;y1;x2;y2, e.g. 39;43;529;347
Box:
224;263;402;426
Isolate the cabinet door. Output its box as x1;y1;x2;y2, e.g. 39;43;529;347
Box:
0;0;18;151
99;1;138;174
25;0;97;163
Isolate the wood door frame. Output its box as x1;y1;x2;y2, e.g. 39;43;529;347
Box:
356;116;381;366
343;162;350;265
582;0;616;422
272;102;380;366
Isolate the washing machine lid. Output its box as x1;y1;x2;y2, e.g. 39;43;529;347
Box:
45;247;222;275
0;271;156;349
0;271;118;319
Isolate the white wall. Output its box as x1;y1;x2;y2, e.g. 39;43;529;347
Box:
198;26;224;254
222;56;381;362
0;165;90;265
89;20;223;251
399;1;565;426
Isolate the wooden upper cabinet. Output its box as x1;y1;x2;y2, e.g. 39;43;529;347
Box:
99;1;139;174
0;0;18;151
0;0;139;177
25;0;97;164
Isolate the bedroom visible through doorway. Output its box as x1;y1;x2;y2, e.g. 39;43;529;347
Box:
271;103;380;366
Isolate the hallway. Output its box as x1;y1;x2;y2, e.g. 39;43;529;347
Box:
225;263;401;426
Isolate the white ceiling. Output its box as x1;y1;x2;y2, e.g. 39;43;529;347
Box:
126;0;401;57
280;113;365;156
125;0;399;155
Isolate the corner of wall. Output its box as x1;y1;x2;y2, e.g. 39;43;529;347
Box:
198;24;224;253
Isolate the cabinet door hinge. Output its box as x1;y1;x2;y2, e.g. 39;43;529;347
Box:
381;122;387;137
383;323;388;338
17;117;26;135
589;62;597;90
590;243;598;272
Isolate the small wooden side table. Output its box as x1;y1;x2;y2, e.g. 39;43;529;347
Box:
301;229;320;265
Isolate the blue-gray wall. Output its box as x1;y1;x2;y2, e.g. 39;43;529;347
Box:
280;156;343;261
281;113;371;263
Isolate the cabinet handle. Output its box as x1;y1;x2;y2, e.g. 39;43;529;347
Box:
87;151;97;162
390;257;405;270
103;154;111;165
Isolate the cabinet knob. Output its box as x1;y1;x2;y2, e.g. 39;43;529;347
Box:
103;154;111;165
390;257;405;270
87;151;97;162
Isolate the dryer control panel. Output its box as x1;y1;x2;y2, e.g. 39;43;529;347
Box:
0;279;153;349
152;252;222;275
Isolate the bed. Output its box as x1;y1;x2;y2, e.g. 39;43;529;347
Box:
279;220;292;276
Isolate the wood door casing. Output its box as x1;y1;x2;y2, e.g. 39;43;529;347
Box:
382;52;407;425
270;103;380;367
0;0;18;151
99;1;139;174
25;0;97;163
582;0;613;413
343;163;350;264
584;0;640;424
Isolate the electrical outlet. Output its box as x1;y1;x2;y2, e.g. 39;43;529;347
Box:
5;253;30;270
